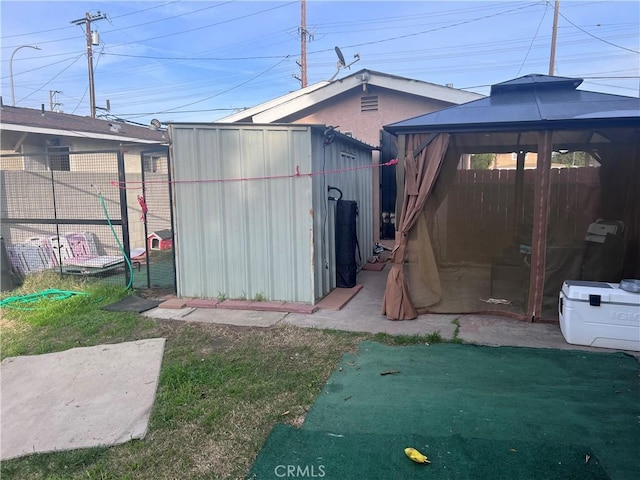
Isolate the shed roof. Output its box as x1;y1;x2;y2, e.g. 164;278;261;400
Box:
167;122;375;151
385;74;640;135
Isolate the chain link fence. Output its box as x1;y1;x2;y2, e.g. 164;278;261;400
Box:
1;148;175;294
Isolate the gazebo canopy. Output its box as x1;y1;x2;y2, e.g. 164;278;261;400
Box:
385;74;640;135
380;74;639;322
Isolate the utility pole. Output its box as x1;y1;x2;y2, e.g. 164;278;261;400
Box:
49;90;63;112
71;11;107;118
293;0;312;87
300;0;308;87
549;0;560;75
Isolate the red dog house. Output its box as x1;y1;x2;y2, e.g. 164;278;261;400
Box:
147;229;173;251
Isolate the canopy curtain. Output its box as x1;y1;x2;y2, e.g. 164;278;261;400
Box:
382;132;450;320
596;142;640;278
407;144;463;312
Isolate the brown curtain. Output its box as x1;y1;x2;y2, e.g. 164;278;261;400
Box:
382;133;451;320
597;142;640;278
408;145;462;311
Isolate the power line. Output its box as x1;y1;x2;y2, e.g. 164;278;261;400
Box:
0;1;179;39
2;2;237;52
103;53;285;61
108;1;180;20
16;54;84;105
108;108;240;116
57;27;637;71
0;53;84;80
314;1;534;29
517;1;549;76
323;1;546;53
71;45;106;115
105;2;297;50
103;1;237;35
123;56;291;119
550;1;640;54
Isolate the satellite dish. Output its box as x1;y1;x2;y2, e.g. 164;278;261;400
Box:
328;47;362;82
150;118;161;130
335;46;346;67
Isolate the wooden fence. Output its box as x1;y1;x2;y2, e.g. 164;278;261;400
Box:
444;167;601;263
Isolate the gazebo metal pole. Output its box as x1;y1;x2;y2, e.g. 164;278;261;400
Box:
526;130;553;321
395;134;406;237
513;151;526;237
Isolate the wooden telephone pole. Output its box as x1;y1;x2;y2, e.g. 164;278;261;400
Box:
294;0;312;87
549;0;560;75
71;11;107;118
300;0;308;87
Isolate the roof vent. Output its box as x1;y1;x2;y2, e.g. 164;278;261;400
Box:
361;95;378;112
491;74;583;95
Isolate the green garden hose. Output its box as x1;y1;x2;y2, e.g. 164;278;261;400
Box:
0;187;133;309
0;289;87;309
94;185;134;289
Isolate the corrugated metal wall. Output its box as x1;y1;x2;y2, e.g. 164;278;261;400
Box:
170;124;372;304
310;131;374;300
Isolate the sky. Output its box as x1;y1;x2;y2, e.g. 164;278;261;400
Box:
1;0;638;126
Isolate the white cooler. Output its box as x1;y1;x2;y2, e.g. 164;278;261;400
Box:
559;280;640;351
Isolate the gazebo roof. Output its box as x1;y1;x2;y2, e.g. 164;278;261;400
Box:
385;74;640;135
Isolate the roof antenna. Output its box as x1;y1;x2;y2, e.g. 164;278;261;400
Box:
328;46;360;81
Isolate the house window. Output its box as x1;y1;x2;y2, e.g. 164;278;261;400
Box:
47;146;70;171
361;95;378;112
143;154;160;173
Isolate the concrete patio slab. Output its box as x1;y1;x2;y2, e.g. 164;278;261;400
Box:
142;307;195;320
285;309;458;338
1;338;165;460
454;315;621;352
175;308;287;328
142;269;638;356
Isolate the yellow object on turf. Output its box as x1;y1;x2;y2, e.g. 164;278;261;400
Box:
405;447;430;464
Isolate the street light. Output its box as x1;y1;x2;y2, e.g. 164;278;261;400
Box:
10;45;41;106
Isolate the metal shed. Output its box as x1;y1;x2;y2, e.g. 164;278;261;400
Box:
382;74;640;322
169;123;374;304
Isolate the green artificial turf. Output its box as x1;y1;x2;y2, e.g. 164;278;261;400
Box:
249;342;640;479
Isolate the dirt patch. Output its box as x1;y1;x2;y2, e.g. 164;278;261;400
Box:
286;413;308;428
134;288;175;300
0;317;23;332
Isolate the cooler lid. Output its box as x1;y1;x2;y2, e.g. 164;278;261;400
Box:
562;280;640;305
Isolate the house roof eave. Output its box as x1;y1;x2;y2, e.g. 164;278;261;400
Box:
217;70;484;124
1;123;169;145
215;81;331;123
0;106;168;144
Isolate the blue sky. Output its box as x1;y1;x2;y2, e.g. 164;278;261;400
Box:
1;0;638;125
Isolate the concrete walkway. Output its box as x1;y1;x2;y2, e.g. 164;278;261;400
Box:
143;269;635;355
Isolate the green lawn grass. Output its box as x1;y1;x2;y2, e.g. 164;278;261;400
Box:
0;275;442;479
